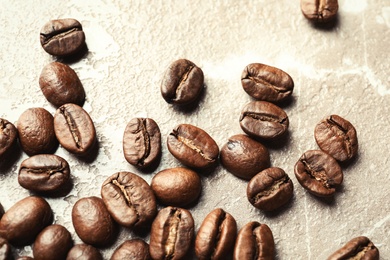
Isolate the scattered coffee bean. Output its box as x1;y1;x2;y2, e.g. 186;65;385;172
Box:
0;118;18;159
195;208;237;260
66;244;103;260
0;237;11;260
111;239;151;260
167;124;219;169
314;115;358;162
301;0;339;23
327;236;379;260
0;203;4;219
40;18;86;57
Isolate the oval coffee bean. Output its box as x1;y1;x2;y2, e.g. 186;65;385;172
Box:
111;239;151;260
161;59;204;106
195;208;237;260
33;224;73;260
314;115;358;162
0;196;53;246
220;134;270;180
101;172;157;230
294;150;343;197
150;206;194;260
233;221;275;260
18;154;70;194
301;0;339;23
240;101;289;140
327;236;379;260
40;18;85;57
241;63;294;103
72;196;115;247
0;118;18;159
0;237;12;260
123;118;161;169
66;244;103;260
151;167;201;207
17;108;58;156
54;103;96;156
167;124;219;169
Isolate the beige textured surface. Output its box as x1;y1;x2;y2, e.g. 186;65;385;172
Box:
1;0;389;259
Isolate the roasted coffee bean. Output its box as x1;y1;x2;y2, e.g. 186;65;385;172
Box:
195;208;237;260
315;115;358;162
17;108;58;156
0;196;53;246
0;118;18;159
101;172;157;230
33;224;73;260
40;18;85;57
18;154;70;194
327;236;379;260
247;167;294;211
0;237;11;260
241;63;294;103
111;239;151;260
66;244;103;260
151;167;201;207
150;206;194;260
233;221;275;260
72;196;115;247
123;118;161;169
167;124;219;169
301;0;339;23
0;203;4;219
54;103;96;156
220;134;270;180
294;150;343;197
39;62;85;107
161;59;204;106
240;101;289;140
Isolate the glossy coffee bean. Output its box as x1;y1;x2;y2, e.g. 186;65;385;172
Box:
151;167;201;207
150;206;194;260
233;221;275;260
220;134;270;180
0;237;12;260
66;244;103;260
161;59;204;106
17;108;58;156
294;150;343;197
72;196;115;247
241;63;294;103
111;239;151;260
327;236;379;260
0;203;4;219
195;208;237;260
301;0;339;23
33;224;73;260
167;124;219;169
18;154;70;194
0;118;18;159
0;196;53;246
40;18;85;57
314;115;358;162
39;62;85;107
54;103;96;156
101;172;157;230
123;118;161;169
240;101;289;140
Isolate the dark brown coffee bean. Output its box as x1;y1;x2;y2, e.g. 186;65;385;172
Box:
161;59;204;106
0;203;4;219
327;236;379;260
18;154;70;194
111;239;151;260
233;221;275;260
71;196;115;247
241;63;294;103
39;62;85;107
220;134;270;180
17;108;58;156
0;237;12;260
167;124;219;169
101;172;157;230
54;103;96;156
66;244;103;260
123;118;161;169
315;115;358;162
195;208;237;260
150;206;194;260
0;196;53;246
294;150;343;197
0;118;18;159
151;167;201;207
240;101;289;140
247;167;294;211
40;18;85;57
33;224;73;260
301;0;339;23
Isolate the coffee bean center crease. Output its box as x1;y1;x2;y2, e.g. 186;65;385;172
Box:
60;107;82;148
